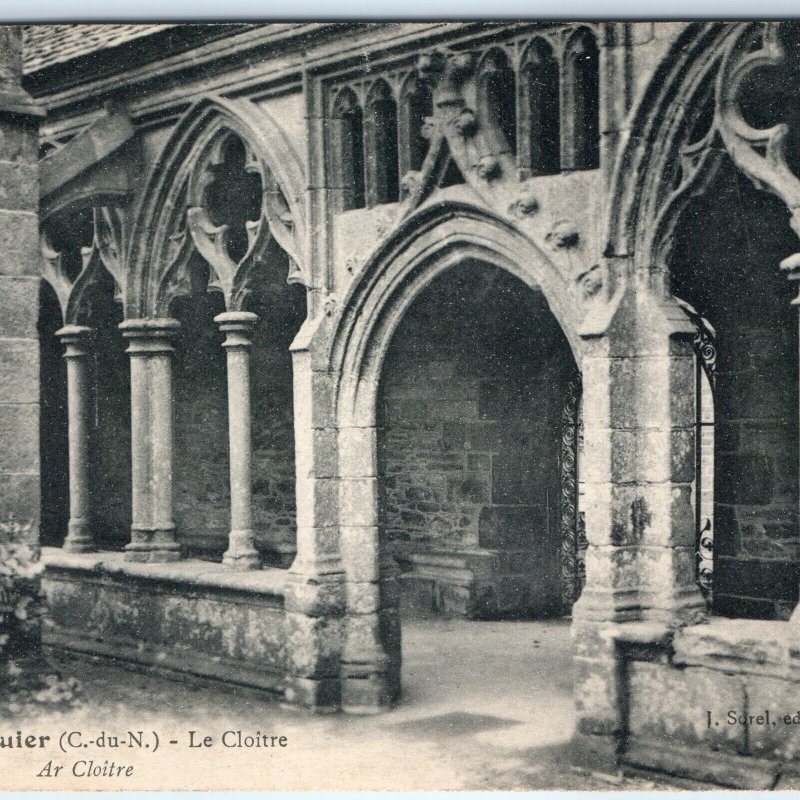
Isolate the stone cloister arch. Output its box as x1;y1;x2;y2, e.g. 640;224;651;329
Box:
113;95;309;566
286;201;585;711
570;21;800;780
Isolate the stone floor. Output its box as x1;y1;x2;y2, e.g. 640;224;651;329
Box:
7;616;670;790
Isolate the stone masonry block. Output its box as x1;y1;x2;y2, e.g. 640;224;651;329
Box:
0;160;38;211
0;403;38;473
0;117;37;163
573;655;624;734
0;473;40;538
295;477;337;529
0;209;38;275
0;276;39;337
339;525;380;582
628;662;746;754
0;338;38;402
338;426;377;478
283;611;343;678
346;580;381;614
339;477;378;527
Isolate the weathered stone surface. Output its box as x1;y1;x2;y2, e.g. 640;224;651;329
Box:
0;209;38;275
0;403;39;473
0;276;39;337
628;662;746;753
673;618;790;676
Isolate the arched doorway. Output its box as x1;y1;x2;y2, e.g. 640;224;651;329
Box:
327;209;586;713
377;259;581;618
670;159;800;620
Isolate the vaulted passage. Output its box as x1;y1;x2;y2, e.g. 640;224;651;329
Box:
671;161;800;619
377;260;580;618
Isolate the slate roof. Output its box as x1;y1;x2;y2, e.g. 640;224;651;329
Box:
22;24;177;73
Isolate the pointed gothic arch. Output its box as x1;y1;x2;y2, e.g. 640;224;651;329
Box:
126;95;308;318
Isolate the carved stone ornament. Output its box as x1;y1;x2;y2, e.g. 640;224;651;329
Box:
453;108;478;137
40;205;126;324
546;220;581;250
508;187;540;218
323;293;338;317
186;132;273;311
576;263;603;300
474;154;502;181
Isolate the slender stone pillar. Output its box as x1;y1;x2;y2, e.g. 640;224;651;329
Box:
119;319;181;563
56;325;95;552
215;311;260;570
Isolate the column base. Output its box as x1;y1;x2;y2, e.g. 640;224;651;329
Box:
124;527;181;562
341;671;395;714
124;528;152;562
223;530;261;570
282;675;341;713
63;519;95;553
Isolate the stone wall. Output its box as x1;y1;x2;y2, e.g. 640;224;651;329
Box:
614;619;800;789
42;549;287;694
671;162;800;619
0;29;42;547
378;259;576;616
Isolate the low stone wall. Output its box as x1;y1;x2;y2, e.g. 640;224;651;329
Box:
397;547;563;618
612;619;800;789
41;549;287;695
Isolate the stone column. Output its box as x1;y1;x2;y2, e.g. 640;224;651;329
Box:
571;286;706;773
215;311;260;570
56;325;94;552
283;326;346;711
339;426;399;713
119;319;181;563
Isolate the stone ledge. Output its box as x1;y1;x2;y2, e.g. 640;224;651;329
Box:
622;740;781;790
673;618;791;678
44;629;284;696
42;547;287;600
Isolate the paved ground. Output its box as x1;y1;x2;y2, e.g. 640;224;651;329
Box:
5;616;669;790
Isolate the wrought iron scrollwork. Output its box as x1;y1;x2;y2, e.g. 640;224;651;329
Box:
560;372;584;608
677;297;716;601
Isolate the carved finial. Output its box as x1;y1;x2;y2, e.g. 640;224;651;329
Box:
400;170;422;200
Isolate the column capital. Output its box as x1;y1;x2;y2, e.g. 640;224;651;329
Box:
214;311;259;349
119;318;180;354
55;325;94;357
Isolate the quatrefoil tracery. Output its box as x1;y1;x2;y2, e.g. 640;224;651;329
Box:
184;130;304;312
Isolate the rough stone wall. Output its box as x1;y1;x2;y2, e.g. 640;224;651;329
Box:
378;260;575;611
0;29;41;547
671;162;800;619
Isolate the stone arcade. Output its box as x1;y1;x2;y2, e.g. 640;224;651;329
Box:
3;20;800;788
